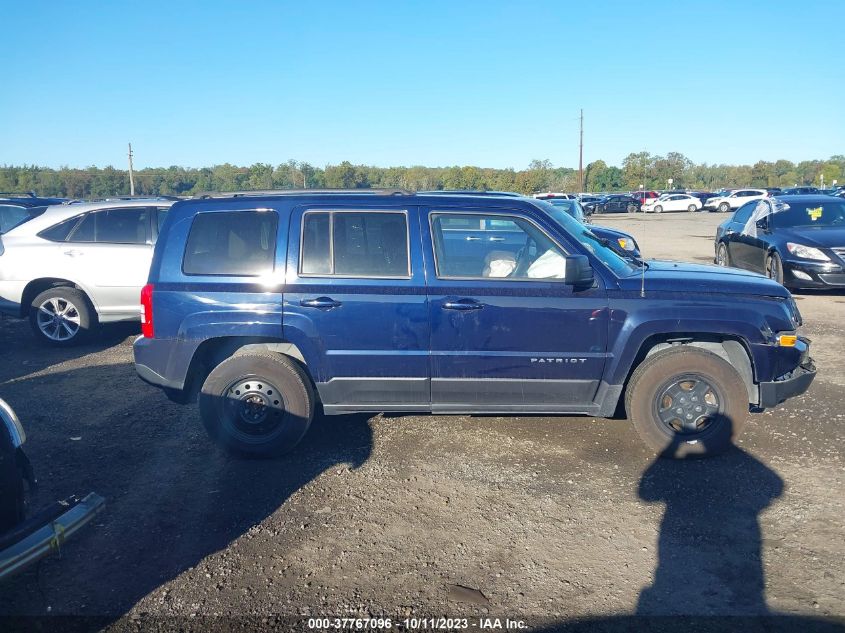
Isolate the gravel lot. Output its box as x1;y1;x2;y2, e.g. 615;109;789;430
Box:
1;211;843;629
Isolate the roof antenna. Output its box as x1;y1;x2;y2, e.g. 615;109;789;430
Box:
640;260;646;297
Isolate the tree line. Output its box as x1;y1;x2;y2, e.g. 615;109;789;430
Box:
2;154;843;199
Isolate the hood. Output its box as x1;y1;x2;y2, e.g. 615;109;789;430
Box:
618;260;790;298
773;225;845;248
590;225;634;241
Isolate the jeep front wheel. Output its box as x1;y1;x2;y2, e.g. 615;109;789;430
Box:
199;354;314;457
625;346;747;458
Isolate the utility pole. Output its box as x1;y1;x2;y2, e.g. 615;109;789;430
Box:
578;109;584;193
127;143;135;196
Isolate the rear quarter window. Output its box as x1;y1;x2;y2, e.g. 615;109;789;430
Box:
37;214;84;242
182;210;278;276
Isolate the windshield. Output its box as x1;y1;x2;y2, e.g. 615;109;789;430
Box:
547;199;585;223
536;200;637;276
770;199;845;228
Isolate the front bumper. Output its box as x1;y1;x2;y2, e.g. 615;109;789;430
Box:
759;360;816;408
782;259;845;289
758;336;816;408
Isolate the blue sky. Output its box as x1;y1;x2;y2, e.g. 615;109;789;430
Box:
2;0;842;170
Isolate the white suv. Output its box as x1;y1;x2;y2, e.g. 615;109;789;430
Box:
0;198;174;345
703;189;767;213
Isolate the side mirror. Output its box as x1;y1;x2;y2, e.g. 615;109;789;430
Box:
564;254;594;287
755;217;768;231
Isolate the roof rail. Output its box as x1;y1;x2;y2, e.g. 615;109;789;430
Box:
192;188;413;199
0;191;36;197
418;190;525;197
88;195;183;202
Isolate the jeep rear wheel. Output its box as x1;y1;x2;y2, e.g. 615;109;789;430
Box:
625;346;747;458
718;202;731;213
199;354;314;457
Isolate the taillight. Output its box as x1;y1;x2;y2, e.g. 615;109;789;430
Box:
140;283;154;339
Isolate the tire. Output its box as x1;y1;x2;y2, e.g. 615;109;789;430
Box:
29;287;96;347
688;204;697;212
627;204;638;213
199;353;315;457
654;205;663;214
718;202;731;213
766;252;784;285
716;242;731;267
625;346;748;458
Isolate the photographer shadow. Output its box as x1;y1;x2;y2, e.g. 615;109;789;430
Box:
636;434;784;615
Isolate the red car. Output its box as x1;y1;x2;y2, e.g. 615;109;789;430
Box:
631;191;659;207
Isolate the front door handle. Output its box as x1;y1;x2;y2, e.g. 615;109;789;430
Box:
442;299;484;311
300;297;342;309
63;249;83;257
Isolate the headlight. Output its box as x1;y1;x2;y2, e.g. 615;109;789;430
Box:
786;243;830;261
617;237;636;251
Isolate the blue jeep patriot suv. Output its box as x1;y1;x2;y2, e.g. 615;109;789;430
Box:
134;189;816;459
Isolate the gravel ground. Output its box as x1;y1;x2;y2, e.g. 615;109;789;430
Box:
0;211;843;630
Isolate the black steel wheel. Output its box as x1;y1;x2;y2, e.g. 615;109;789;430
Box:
625;346;748;458
199;353;314;457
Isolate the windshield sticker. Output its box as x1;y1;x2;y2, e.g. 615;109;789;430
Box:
807;206;823;221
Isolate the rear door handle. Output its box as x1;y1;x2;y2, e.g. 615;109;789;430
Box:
300;297;342;309
63;249;83;257
488;236;505;242
442;299;484;311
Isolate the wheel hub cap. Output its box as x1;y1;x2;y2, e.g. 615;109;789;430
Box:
656;377;720;434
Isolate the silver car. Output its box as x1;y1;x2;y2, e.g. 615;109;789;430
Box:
0;198;174;345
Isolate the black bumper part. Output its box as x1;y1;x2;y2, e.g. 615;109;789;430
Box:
759;361;816;408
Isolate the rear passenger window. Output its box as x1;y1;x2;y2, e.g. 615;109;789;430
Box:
300;211;409;278
68;208;149;244
183;210;278;276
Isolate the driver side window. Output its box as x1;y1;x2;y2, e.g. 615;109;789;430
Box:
430;212;567;280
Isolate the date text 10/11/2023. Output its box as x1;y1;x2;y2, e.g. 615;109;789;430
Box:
307;617;527;630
